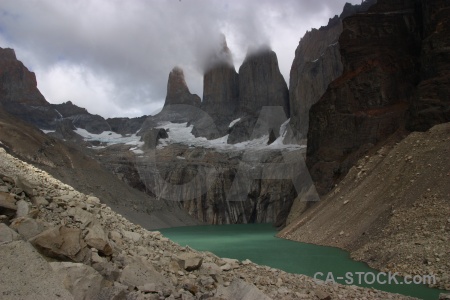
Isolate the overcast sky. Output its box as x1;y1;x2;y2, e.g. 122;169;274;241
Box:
0;0;361;118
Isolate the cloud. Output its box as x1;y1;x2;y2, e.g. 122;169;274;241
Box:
0;0;362;117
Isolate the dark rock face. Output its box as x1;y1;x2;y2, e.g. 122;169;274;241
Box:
228;50;289;144
164;67;201;108
106;116;147;135
306;0;450;195
199;37;239;138
407;0;450;131
51;101;111;134
238;50;289;117
141;128;168;150
0;47;59;129
288;0;376;142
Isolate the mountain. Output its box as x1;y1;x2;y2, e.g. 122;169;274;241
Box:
306;0;450;195
198;36;239;138
0;47;59;129
228;49;290;144
287;0;376;143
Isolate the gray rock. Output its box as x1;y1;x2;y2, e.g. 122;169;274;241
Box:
141;128;168;149
29;225;90;262
164;67;201;108
0;223;20;245
50;261;105;300
0;191;16;220
31;196;49;207
15;199;30;218
119;257;168;288
216;278;271;300
122;230;142;242
9;217;48;240
175;252;203;271
0;240;74;299
85;222;113;255
14;175;36;197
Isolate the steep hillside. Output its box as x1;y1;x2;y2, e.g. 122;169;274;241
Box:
280;123;450;290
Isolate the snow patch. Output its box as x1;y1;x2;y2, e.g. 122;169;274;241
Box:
74;128;142;146
229;118;241;128
41;129;56;134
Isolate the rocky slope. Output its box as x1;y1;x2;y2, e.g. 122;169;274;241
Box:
287;0;376;143
306;0;450;195
0;147;416;300
280;122;450;290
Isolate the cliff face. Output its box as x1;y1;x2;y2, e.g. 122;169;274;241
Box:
201;65;239;136
306;0;450;195
287;0;376;143
407;0;450;130
193;37;239;139
238;49;289;117
227;49;289;144
0;47;59;129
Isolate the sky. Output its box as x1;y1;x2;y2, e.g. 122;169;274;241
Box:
0;0;361;118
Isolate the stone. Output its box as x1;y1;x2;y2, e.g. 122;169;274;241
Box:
0;240;74;299
215;278;271;300
9;217;48;240
0;192;16;220
199;262;221;275
50;261;105;300
0;223;20;244
175;252;203;271
31;196;49;207
14;176;36;196
122;230;142;243
67;206;95;226
29;225;90;262
15;199;30;218
141;128;169;150
85;222;113;255
119;257;168;288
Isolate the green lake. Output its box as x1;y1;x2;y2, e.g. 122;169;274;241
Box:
160;223;445;300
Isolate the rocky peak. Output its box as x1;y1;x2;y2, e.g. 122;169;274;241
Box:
51;101;88;118
198;36;239;138
164;67;201;107
238;48;289;117
204;34;234;72
0;47;48;106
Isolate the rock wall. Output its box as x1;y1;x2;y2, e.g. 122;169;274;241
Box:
306;0;425;195
201;37;239;134
238;49;289;117
0;47;59;129
287;0;376;143
407;0;450;130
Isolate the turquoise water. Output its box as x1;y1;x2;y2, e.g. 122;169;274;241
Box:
160;223;445;300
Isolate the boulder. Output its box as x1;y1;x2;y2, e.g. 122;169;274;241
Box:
85;222;113;255
9;217;48;240
0;223;20;245
174;252;203;271
29;225;90;262
0;240;74;299
50;261;105;300
14;175;37;197
119;257;168;288
215;278;271;300
0;192;16;216
15;199;30;218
